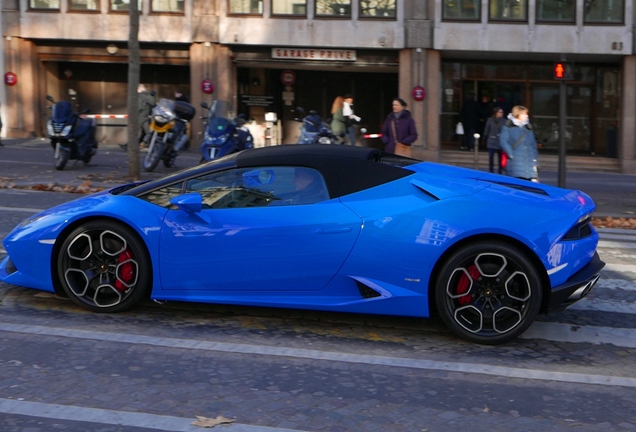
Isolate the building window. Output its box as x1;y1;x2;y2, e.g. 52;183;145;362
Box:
584;0;624;23
272;0;306;15
316;0;351;17
360;0;396;18
536;0;574;22
110;0;142;12
69;0;100;10
442;0;480;20
152;0;184;12
29;0;61;10
489;0;527;21
228;0;263;14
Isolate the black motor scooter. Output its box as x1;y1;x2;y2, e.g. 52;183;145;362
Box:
46;95;98;171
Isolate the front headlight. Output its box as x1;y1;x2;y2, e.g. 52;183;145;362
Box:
154;115;168;123
47;123;54;135
17;214;48;229
61;125;73;136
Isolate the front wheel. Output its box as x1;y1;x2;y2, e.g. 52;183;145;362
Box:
143;133;165;172
56;220;151;313
54;143;71;170
434;241;543;345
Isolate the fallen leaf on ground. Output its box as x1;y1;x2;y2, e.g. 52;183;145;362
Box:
191;415;236;428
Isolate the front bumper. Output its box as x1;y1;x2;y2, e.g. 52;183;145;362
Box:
547;252;605;313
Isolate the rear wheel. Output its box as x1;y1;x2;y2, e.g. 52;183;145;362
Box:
56;220;151;313
143;133;164;172
54;143;70;170
434;241;542;344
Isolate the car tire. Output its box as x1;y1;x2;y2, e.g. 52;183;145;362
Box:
56;220;151;313
143;134;164;172
434;241;542;345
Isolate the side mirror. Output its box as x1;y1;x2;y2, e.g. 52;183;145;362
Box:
200;102;210;110
46;95;55;103
170;192;202;213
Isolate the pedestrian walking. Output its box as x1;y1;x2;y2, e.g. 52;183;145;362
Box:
499;105;539;182
138;84;155;147
330;96;347;144
380;97;418;157
483;107;505;173
342;94;360;145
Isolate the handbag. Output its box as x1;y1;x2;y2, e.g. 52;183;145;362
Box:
501;152;508;168
455;122;464;135
391;119;412;157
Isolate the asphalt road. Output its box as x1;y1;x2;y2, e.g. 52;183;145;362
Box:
1;188;636;431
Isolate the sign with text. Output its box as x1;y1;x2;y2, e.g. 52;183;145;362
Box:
241;95;274;107
272;48;356;61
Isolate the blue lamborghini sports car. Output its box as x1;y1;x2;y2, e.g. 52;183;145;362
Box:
0;145;604;344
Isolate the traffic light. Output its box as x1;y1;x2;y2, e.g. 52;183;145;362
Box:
554;62;573;80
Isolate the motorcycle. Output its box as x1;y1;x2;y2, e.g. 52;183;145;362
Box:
46;95;98;171
295;107;339;145
143;98;195;172
199;100;254;163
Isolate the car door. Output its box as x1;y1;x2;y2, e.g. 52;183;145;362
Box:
158;166;362;293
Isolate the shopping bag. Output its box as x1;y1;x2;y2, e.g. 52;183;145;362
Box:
395;143;412;157
455;122;464;135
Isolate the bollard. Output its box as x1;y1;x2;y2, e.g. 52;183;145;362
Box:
473;133;480;170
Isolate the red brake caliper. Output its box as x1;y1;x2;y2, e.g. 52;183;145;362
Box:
456;264;480;305
115;249;134;292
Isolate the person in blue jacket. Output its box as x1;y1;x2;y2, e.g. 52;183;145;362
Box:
499;105;539;182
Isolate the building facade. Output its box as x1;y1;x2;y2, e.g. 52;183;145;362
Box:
1;0;635;173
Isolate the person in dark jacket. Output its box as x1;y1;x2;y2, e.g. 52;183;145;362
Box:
499;105;539;181
460;91;480;151
483;107;505;173
380;98;418;156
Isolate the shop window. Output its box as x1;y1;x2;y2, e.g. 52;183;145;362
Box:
110;0;142;12
151;0;184;12
584;0;624;23
360;0;396;18
69;0;100;11
29;0;60;10
536;0;574;23
316;0;351;17
489;0;527;21
442;0;480;20
272;0;306;15
229;0;263;14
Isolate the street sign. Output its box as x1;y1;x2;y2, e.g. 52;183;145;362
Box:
280;70;296;86
201;79;214;94
4;72;17;86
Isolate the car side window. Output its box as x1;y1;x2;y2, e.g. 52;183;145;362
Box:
185;166;329;209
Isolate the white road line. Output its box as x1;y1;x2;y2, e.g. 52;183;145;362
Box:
603;263;636;273
570;298;636;314
598;240;636;249
0;398;306;432
521;321;636;349
1;322;635;388
0;205;45;213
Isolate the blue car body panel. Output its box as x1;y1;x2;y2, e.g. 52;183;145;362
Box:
0;146;601;320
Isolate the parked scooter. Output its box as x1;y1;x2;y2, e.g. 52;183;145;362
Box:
143;98;195;172
199;100;253;163
46;95;98;171
295;107;339;145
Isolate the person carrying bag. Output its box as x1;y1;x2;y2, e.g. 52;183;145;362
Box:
381;98;418;157
499;105;539;182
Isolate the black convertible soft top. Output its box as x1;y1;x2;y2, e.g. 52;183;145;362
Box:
236;145;416;198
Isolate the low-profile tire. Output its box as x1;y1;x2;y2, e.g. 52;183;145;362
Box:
54;147;70;171
56;220;151;313
434;241;543;345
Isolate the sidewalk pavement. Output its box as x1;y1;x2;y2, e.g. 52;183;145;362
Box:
1;137;635;225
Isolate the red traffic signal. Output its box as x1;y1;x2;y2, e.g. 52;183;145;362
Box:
554;62;573;80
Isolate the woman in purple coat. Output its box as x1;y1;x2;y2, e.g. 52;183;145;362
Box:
381;98;418;155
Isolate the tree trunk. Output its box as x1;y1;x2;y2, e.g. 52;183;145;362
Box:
126;0;141;179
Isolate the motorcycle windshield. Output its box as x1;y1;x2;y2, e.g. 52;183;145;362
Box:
51;101;74;124
206;100;234;135
152;98;176;120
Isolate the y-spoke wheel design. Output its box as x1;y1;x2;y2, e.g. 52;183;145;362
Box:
57;220;151;312
435;241;542;344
